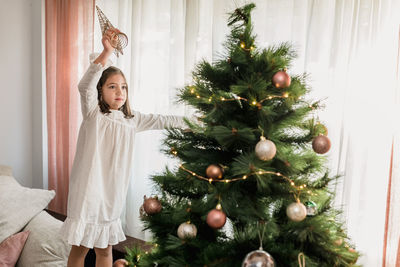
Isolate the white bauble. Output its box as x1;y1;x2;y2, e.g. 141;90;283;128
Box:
255;136;276;161
286;202;307;222
177;222;197;239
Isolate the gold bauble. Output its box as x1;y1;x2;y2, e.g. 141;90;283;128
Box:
206;164;223;179
312;135;331;154
143;196;162;215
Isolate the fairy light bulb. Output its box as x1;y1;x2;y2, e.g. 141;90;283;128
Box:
240;42;246;48
283;92;289;98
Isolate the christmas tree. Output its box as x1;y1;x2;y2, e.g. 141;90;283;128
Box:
136;3;360;267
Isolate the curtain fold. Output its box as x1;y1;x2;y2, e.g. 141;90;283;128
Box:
382;25;400;267
45;0;94;214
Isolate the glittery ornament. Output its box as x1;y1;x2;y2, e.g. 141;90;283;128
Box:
96;5;128;57
312;135;331;154
139;204;146;218
272;70;291;88
206;164;223;179
177;222;197;239
143;195;162;215
255;136;276;161
206;204;227;229
242;249;275;267
305;201;317;216
286;202;307;222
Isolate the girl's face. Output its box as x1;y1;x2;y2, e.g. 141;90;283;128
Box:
101;74;127;110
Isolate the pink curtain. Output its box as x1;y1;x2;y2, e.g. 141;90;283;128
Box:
382;26;400;267
45;0;94;215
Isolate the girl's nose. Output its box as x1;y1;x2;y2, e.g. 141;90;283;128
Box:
116;87;122;95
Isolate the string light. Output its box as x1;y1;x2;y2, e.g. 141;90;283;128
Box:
192;92;292;107
179;164;309;199
239;41;255;52
170;148;178;156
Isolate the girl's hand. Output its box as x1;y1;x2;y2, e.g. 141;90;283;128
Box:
102;28;120;53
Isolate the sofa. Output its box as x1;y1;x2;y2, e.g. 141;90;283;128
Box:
0;165;70;266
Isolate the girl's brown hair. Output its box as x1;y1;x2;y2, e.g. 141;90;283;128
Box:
96;66;134;119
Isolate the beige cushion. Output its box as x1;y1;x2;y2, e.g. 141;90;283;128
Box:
0;175;55;243
16;211;70;267
0;165;12;176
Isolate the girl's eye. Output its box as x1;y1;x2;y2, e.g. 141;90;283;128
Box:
122;86;127;90
109;85;115;89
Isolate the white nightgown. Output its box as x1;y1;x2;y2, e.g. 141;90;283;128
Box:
59;54;186;249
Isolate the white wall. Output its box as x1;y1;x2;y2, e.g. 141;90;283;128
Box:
0;0;45;188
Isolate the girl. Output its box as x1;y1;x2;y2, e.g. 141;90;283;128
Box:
60;30;187;267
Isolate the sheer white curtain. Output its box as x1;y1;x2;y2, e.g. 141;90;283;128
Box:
93;1;400;265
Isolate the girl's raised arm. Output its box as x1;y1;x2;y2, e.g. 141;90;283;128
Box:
78;30;115;117
93;30;116;66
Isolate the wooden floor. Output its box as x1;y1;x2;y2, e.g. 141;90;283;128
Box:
45;209;152;265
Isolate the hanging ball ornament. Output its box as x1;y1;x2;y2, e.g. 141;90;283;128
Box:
206;204;227;229
312;135;331;154
143;195;162;215
272;70;291;89
334;238;343;246
113;259;128;267
255;136;276;161
315;123;328;136
177;221;197;239
206;164;223;179
286;201;307;222
242;249;275;267
305;201;317;216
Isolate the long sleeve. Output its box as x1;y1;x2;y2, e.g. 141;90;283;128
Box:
78;53;113;118
133;111;187;133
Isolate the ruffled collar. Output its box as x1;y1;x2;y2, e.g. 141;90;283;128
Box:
108;109;125;119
